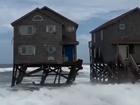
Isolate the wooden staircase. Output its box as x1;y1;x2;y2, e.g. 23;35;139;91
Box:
127;54;140;82
90;53;140;84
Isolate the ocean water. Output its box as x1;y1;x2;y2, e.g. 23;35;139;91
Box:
0;65;139;105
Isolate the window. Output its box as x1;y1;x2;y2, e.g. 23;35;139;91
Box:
119;24;126;30
93;33;96;43
47;46;56;54
32;15;43;21
129;44;135;54
67;26;75;32
100;30;103;41
18;45;36;55
19;25;36;35
46;25;56;33
48;56;55;61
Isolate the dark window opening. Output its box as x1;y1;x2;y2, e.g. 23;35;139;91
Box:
129;44;135;54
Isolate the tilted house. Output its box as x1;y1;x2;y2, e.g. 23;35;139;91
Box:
89;7;140;64
11;6;79;65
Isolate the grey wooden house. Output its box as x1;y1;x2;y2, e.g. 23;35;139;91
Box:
11;6;82;86
89;7;140;83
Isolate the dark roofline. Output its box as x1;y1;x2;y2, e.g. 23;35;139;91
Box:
11;6;78;27
90;7;140;33
11;8;40;26
41;6;78;27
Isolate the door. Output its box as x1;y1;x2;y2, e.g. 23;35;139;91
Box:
64;46;74;62
118;45;129;60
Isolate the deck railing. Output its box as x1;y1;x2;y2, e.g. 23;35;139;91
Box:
128;54;140;72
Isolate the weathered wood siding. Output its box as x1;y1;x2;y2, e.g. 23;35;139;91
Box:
92;10;140;63
13;9;78;64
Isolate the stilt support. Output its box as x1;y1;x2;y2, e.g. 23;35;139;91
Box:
11;60;83;87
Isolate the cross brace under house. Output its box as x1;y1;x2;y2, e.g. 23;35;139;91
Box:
11;59;83;87
90;54;140;84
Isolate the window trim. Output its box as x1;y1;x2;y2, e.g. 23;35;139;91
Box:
18;45;36;55
19;25;36;35
32;15;43;21
46;25;56;33
119;23;126;30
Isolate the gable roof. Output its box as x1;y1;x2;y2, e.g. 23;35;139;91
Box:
41;6;78;26
90;7;140;33
11;6;78;27
11;8;40;26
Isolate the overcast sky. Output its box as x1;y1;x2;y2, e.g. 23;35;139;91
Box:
0;0;139;64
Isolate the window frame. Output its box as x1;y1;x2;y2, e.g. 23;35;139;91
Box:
19;25;35;35
46;25;56;33
119;23;126;30
32;15;43;21
18;45;36;55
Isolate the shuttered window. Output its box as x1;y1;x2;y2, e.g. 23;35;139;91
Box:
46;25;56;33
19;25;36;35
18;45;36;55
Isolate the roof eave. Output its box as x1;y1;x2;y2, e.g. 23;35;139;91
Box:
41;6;78;26
11;8;40;26
89;7;140;34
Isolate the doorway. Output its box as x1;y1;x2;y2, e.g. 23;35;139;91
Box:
63;45;74;62
118;45;129;60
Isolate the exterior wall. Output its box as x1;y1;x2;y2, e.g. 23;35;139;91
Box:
62;26;76;42
118;45;128;60
41;9;77;42
13;10;77;64
132;45;140;64
91;11;140;63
